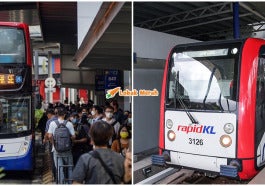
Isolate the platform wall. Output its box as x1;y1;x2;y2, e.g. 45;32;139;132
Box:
133;27;199;154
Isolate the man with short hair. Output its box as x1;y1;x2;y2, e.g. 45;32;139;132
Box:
48;107;76;184
91;105;104;124
43;108;57;144
110;100;124;124
102;105;120;142
43;108;58;181
72;120;127;184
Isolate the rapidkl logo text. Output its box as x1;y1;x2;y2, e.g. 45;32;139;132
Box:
177;125;216;134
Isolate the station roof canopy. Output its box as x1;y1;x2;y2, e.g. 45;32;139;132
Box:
134;2;265;41
0;2;132;89
0;2;77;53
0;2;131;69
74;2;131;70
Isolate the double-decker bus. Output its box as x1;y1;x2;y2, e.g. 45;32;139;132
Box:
0;22;34;171
159;38;265;179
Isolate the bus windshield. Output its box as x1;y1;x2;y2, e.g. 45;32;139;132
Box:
166;42;241;112
0;96;31;134
0;27;26;64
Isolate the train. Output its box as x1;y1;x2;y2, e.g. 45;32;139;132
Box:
0;22;35;171
159;38;265;180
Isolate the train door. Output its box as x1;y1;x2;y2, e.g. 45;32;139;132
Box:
256;45;265;168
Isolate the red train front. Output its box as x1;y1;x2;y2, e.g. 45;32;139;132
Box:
159;38;265;179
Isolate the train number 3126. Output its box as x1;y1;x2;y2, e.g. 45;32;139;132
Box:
189;138;203;145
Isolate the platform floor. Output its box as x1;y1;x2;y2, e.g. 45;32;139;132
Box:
134;156;152;171
248;168;265;184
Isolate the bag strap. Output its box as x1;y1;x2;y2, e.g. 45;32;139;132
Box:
55;120;67;126
111;120;118;127
90;150;117;184
55;120;60;127
63;120;68;125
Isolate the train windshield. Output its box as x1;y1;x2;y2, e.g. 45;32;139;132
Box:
167;42;241;112
0;27;26;64
0;96;31;135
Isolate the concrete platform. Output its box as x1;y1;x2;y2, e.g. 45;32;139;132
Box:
134;156;152;171
248;168;265;184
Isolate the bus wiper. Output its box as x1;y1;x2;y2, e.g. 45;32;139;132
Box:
174;71;198;124
203;67;217;109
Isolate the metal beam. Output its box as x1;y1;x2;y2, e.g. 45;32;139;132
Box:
186;22;265;40
163;13;252;33
239;2;265;21
135;3;232;29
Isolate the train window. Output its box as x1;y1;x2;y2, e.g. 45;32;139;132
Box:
256;46;265;153
167;44;240;112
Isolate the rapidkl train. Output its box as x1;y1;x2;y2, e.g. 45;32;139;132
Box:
159;38;265;179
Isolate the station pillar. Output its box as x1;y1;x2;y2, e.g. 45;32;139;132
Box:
47;51;53;103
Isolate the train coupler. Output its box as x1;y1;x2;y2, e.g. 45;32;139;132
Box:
151;155;165;166
220;165;238;178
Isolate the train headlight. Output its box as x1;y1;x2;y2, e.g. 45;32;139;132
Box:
167;130;176;141
223;123;234;134
166;119;173;129
220;135;232;147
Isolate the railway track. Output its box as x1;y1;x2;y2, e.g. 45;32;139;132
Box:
135;165;249;184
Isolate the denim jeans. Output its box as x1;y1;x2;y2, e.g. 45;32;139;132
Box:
53;150;73;184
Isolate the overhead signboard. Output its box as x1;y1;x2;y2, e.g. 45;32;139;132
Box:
105;70;119;90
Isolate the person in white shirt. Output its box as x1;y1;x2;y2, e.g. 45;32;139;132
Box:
48;107;76;184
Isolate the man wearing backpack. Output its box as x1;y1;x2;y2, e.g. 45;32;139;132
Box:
48;107;76;184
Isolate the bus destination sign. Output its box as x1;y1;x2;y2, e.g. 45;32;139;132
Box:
0;74;22;85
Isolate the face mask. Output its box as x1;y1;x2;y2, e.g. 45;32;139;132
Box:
72;118;77;124
128;118;132;123
91;110;96;116
88;118;93;124
105;112;113;119
120;131;129;139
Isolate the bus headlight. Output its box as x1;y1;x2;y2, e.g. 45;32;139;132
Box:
19;137;31;154
223;123;234;134
166;119;173;129
220;135;232;147
167;130;176;141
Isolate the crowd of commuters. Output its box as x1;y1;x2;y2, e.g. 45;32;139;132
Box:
37;98;132;184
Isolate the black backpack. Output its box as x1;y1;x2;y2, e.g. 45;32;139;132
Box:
53;120;72;152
